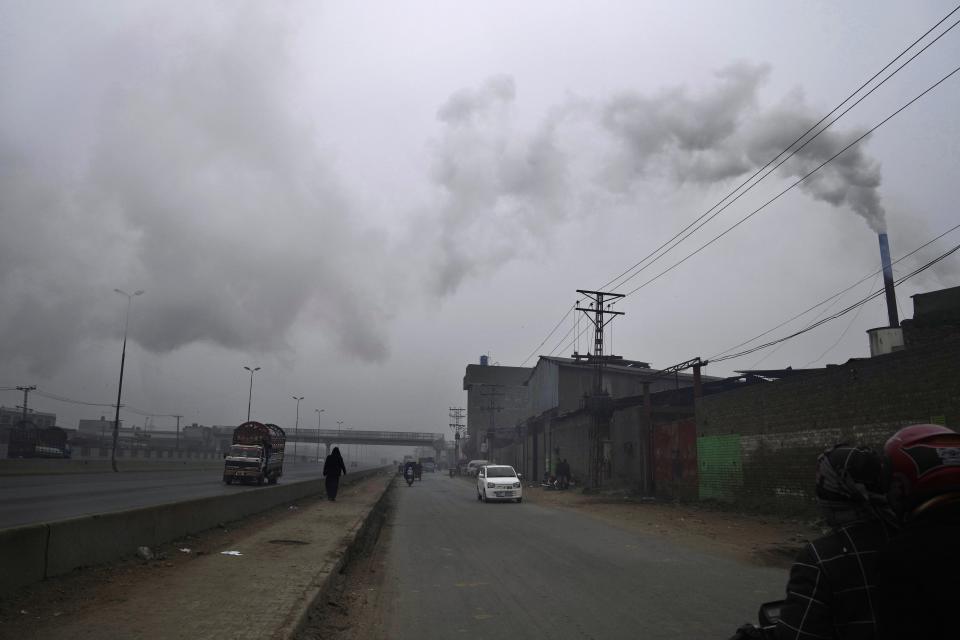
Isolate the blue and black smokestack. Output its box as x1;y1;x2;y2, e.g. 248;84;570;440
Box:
878;233;899;328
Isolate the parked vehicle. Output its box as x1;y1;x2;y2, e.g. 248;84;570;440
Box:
223;421;286;486
476;465;523;503
465;459;489;476
7;424;71;459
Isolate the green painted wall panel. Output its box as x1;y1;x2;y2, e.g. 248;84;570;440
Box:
697;434;742;501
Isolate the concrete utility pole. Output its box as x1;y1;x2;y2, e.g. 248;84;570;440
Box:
172;415;183;451
575;289;625;490
243;366;260;422
112;288;143;473
316;409;326;462
16;385;36;424
292;396;304;463
449;406;465;469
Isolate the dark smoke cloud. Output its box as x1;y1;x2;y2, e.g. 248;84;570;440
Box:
601;64;887;231
0;4;390;374
427;65;891;294
426;76;572;295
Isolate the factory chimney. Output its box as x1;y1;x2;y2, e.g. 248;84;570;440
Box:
867;233;905;357
878;233;899;328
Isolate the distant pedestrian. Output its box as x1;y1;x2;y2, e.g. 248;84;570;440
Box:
560;459;571;489
323;446;347;501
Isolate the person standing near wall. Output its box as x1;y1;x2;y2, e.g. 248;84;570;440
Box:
323;446;347;501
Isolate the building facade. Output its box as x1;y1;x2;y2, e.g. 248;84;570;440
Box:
462;361;532;460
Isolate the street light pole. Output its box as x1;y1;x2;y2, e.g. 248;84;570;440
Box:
315;408;325;462
292;396;304;463
243;366;260;422
111;288;143;473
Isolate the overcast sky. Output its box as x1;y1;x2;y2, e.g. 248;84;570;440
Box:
1;1;958;436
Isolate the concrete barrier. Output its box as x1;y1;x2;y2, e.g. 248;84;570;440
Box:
0;458;223;476
3;468;384;597
0;524;49;595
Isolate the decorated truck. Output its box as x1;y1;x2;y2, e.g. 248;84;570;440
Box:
222;421;286;485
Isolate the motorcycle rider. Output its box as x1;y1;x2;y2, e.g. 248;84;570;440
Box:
876;424;960;639
403;460;416;485
773;444;896;640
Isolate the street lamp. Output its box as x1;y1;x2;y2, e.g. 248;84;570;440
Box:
315;408;325;462
243;366;260;422
291;395;304;463
111;288;143;473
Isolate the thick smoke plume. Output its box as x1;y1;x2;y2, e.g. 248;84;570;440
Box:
0;5;391;374
429;64;889;294
426;76;572;295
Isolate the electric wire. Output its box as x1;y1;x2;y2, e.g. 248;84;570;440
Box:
520;304;574;366
711;242;960;363
34;388;176;419
616;63;960;300
34;389;114;408
599;6;960;294
801;273;882;367
709;221;960;360
548;322;577;358
519;7;959;365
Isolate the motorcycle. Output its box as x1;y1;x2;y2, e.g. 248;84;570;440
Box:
404;466;415;486
728;601;783;640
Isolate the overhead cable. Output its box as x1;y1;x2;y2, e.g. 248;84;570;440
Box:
616;63;960;300
711;242;960;363
709;221;960;359
600;6;960;294
520;304;575;366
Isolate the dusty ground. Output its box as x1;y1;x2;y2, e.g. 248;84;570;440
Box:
295;490;395;640
522;485;825;567
0;509;267;636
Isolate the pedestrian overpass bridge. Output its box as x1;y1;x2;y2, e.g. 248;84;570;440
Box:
286;429;445;453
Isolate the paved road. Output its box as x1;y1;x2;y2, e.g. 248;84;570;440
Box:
369;474;785;639
0;462;376;529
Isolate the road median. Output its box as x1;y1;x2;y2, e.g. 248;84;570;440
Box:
0;467;387;597
0;470;395;640
0;458;224;476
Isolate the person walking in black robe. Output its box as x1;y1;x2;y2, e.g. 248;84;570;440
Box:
323;446;347;501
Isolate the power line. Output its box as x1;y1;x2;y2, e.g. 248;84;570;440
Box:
801;273;881;367
519;7;960;367
547;322;577;357
520;304;575;366
34;389;114;408
600;7;960;294
616;63;960;300
709;221;960;360
711;242;960;364
32;388;177;419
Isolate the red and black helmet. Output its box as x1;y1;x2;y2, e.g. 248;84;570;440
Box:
883;424;960;519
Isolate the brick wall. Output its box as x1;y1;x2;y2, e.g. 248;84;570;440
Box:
695;335;960;513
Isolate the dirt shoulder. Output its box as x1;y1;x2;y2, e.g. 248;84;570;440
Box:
523;485;824;568
0;471;393;640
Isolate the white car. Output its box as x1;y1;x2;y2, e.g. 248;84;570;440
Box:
476;465;523;503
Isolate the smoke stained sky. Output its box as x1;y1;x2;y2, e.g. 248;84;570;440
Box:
1;1;958;433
